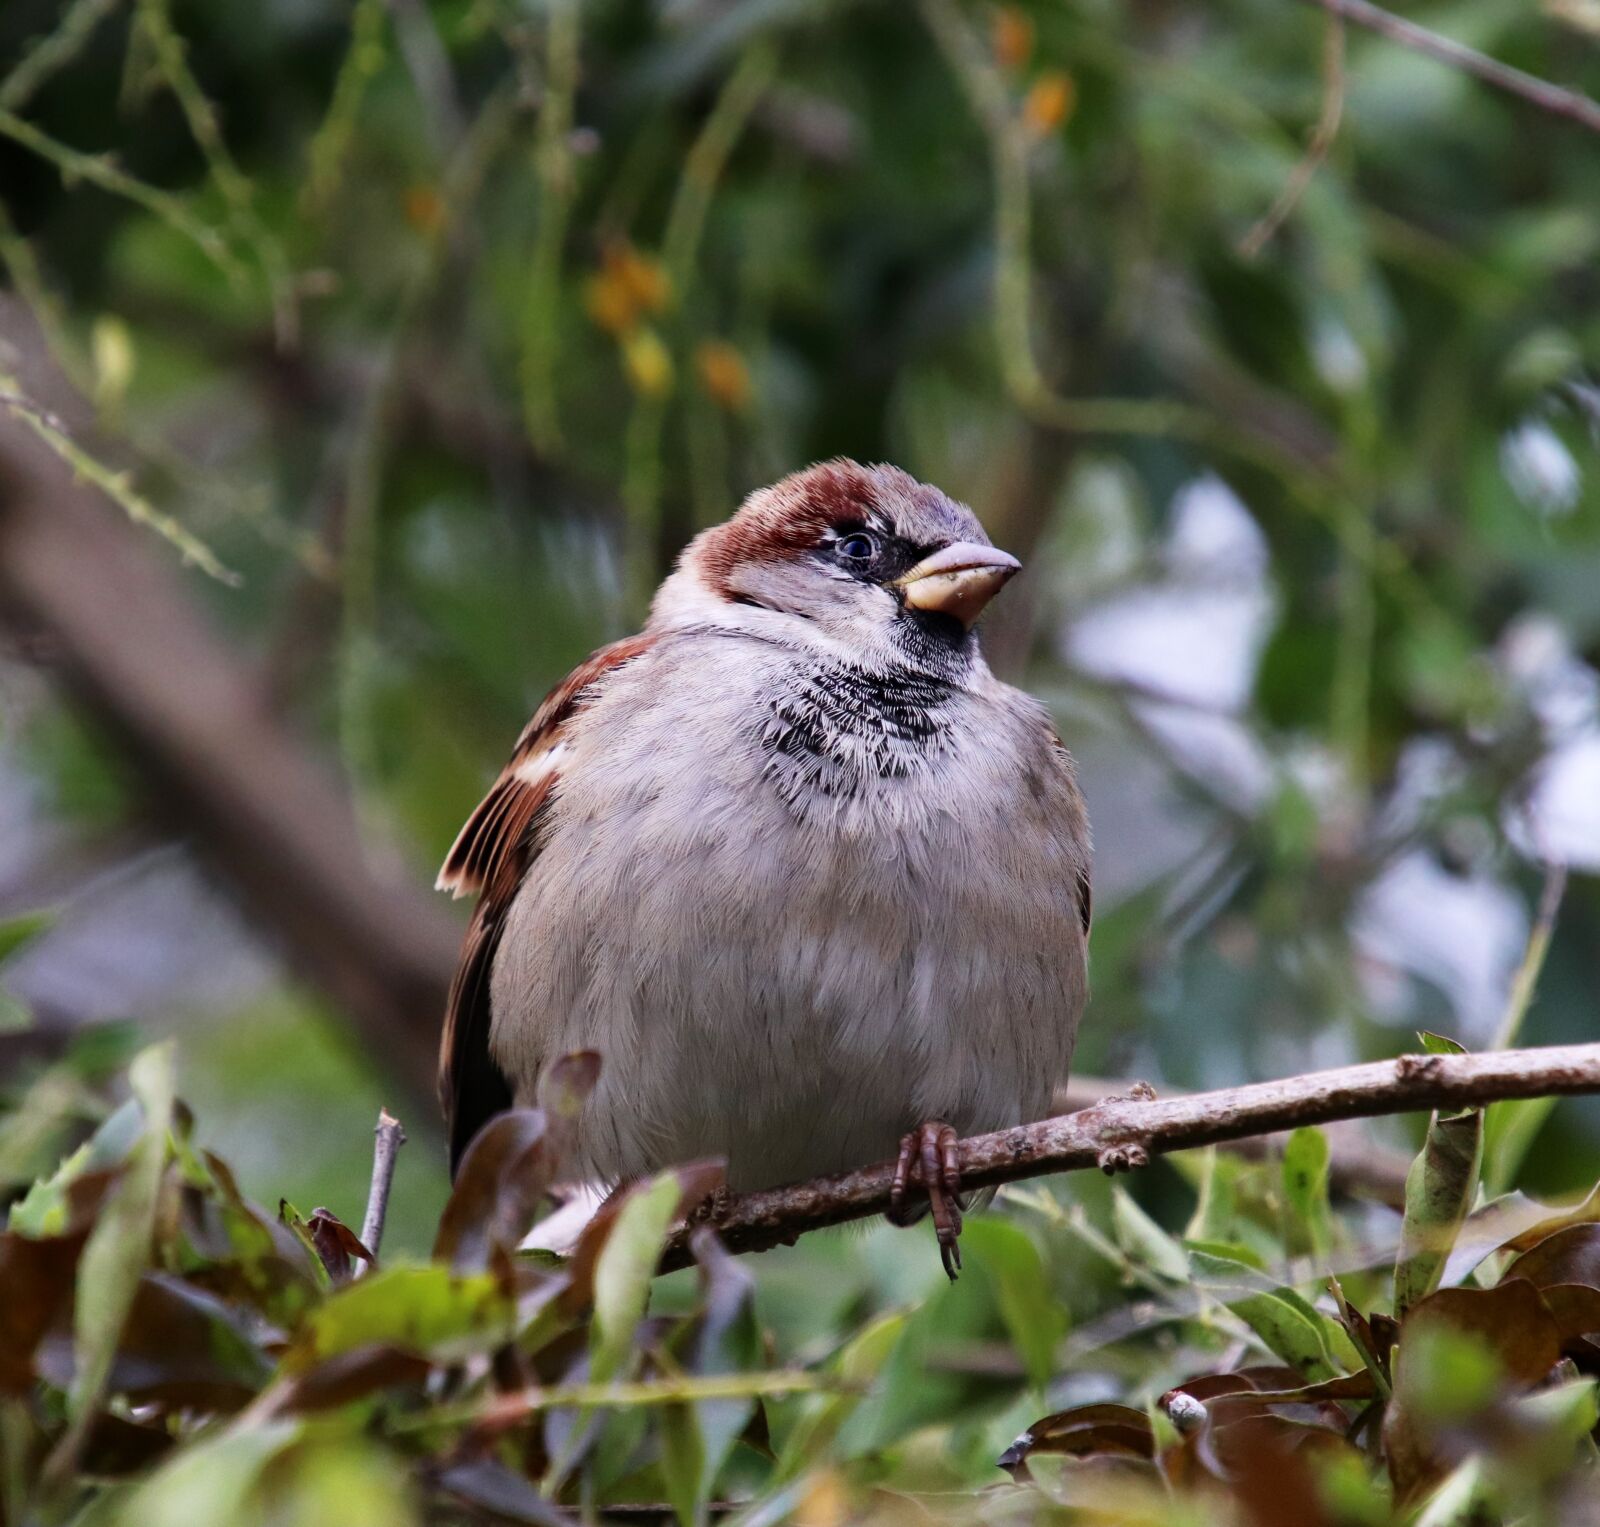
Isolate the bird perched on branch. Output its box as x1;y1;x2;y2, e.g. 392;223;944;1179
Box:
437;460;1091;1275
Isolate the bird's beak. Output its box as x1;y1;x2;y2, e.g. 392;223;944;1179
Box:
893;541;1022;629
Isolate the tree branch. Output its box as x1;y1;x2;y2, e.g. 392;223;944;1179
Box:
359;1108;407;1270
0;296;458;1119
1053;1075;1412;1207
1302;0;1600;136
664;1043;1600;1268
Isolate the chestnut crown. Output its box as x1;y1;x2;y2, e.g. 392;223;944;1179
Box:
667;460;1019;670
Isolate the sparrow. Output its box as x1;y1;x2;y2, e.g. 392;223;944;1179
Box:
437;459;1091;1275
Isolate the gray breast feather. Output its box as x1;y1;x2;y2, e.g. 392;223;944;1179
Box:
488;635;1090;1190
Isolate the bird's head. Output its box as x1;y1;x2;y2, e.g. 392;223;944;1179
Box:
658;459;1020;674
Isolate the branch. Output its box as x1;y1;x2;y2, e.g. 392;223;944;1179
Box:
1053;1075;1411;1207
0;296;458;1119
1303;0;1600;136
359;1108;408;1269
664;1042;1600;1268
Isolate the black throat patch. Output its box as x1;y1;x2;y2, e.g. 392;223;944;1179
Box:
760;661;957;808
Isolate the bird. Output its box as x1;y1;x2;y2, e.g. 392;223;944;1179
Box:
436;459;1091;1276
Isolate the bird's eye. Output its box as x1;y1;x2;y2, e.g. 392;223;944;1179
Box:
835;531;877;561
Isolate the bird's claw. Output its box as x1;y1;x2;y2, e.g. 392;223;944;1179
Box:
1097;1141;1149;1175
889;1120;965;1280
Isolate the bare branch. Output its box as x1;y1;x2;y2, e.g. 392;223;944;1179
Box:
1304;0;1600;135
664;1042;1600;1268
359;1109;408;1270
1239;14;1346;258
1053;1075;1411;1207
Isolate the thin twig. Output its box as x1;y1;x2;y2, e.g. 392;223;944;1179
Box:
518;0;581;457
0;0;125;113
1491;858;1569;1051
0;106;239;280
359;1108;407;1268
1239;15;1346;258
0;372;239;583
1303;0;1600;135
135;0;299;348
662;1042;1600;1269
622;42;776;614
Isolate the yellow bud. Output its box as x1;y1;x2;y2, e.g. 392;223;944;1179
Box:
402;183;444;236
622;327;674;398
992;6;1035;73
694;339;751;412
90;315;135;417
606;243;670;314
1022;70;1076;138
584;269;637;336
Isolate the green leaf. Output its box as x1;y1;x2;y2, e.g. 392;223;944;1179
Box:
1481;1094;1557;1199
1181;1147;1240;1244
1418;1031;1467;1056
9;1098;143;1237
590;1173;682;1386
66;1043;175;1424
280;1265;513;1372
0;909;53;965
1281;1126;1333;1264
1186;1247;1345;1382
0;990;29;1034
688;1232;761;1498
1395;1107;1484;1317
1110;1185;1190;1285
114;1419;304;1527
659;1400;705;1527
962;1218;1066;1390
1411;1456;1492;1527
774;1311;906;1483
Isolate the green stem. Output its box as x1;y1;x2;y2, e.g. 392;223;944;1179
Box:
390;1369;834;1434
0;0;125;112
519;0;581;457
136;0;299;347
0;105;238;281
621;42;776;616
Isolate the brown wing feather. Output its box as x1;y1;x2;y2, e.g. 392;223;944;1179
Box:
437;633;656;1173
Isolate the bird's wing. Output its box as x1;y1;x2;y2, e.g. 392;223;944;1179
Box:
1042;723;1093;941
436;632;657;1174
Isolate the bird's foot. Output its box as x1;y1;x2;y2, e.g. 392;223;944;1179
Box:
888;1120;965;1280
687;1183;733;1227
1096;1141;1150;1175
1090;1082;1154;1176
1097;1080;1157;1105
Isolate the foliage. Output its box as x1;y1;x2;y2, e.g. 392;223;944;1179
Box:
2;0;1600;1521
1;1040;1598;1523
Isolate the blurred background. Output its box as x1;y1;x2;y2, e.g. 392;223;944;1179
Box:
0;0;1598;1405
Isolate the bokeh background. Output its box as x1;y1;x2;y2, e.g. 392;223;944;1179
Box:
2;0;1599;1481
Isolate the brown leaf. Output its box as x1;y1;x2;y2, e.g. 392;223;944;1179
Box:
1385;1278;1563;1500
556;1160;726;1321
274;1343;432;1412
0;1227;89;1392
536;1051;601;1163
433;1110;558;1274
1502;1222;1600;1293
1214;1416;1356;1527
432;1458;576;1525
1539;1283;1600;1346
998;1402;1155;1479
79;1413;174;1477
307;1207;374;1284
34;1272;272;1412
1497;1182;1600;1257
